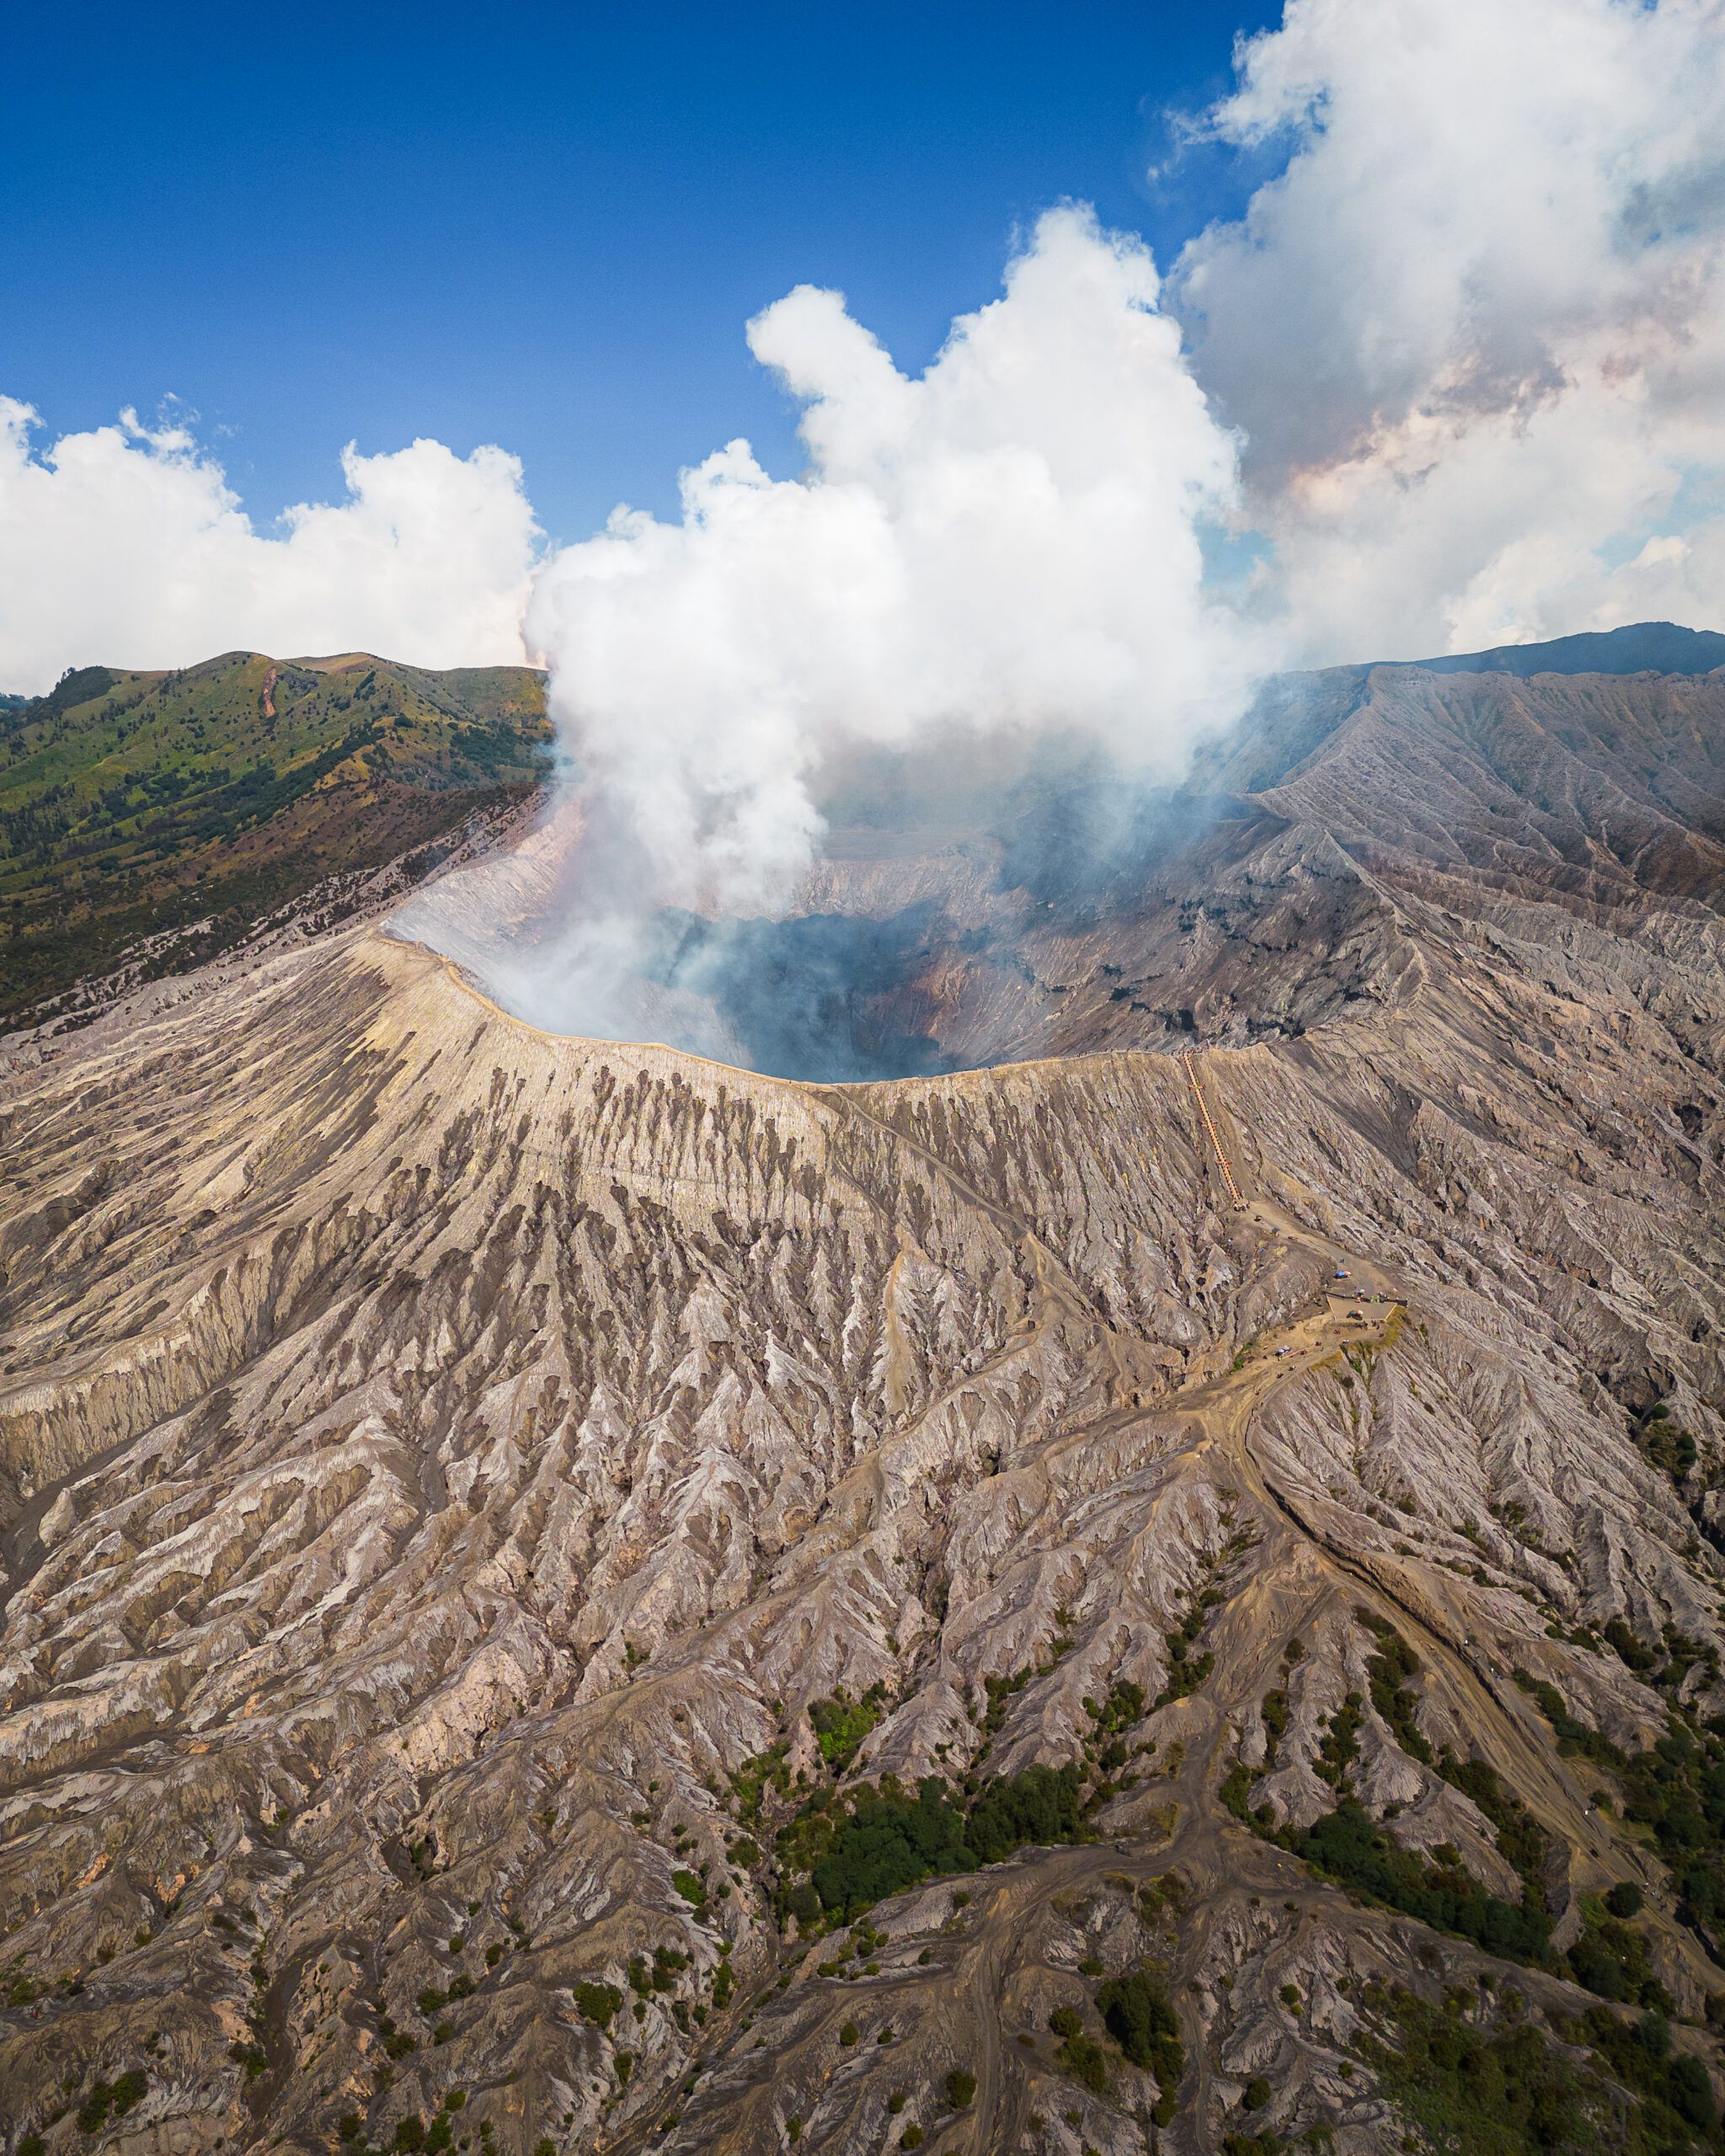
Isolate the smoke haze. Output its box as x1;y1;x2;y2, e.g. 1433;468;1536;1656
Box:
525;206;1261;921
463;206;1265;1055
9;0;1725;1066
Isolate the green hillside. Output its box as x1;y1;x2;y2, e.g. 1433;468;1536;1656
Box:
0;649;551;1028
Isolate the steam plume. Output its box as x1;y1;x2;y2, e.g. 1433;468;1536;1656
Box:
491;207;1261;1045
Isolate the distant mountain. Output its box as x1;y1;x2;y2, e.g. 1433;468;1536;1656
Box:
1396;618;1725;678
0;649;549;1030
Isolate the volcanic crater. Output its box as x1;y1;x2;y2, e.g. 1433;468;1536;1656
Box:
3;636;1725;2156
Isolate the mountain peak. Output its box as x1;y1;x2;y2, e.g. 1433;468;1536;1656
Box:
1391;617;1725;679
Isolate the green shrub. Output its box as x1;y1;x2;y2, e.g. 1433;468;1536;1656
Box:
1097;1967;1184;2096
965;1764;1086;1865
574;1980;624;2027
1359;1612;1434;1765
1283;1802;1550;1961
1667;2052;1717;2132
810;1780;975;1919
77;2070;149;2132
1244;2075;1272;2110
1605;1880;1644;1919
1578;2002;1718;2137
1054;2025;1108;2092
1567;1910;1669;2009
809;1685;886;1770
944;2067;977;2107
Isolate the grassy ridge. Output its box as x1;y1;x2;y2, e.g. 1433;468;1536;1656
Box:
0;649;551;1027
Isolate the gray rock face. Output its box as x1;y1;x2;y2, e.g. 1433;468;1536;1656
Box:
1;659;1723;2153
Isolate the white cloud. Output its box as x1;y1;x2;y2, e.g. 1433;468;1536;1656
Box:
1175;0;1725;658
526;205;1258;920
0;401;540;691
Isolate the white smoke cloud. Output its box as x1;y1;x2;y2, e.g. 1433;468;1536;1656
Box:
525;205;1260;921
1175;0;1725;659
0;399;539;691
13;0;1725;1069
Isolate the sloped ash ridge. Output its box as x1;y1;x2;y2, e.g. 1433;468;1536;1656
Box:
0;670;1723;2153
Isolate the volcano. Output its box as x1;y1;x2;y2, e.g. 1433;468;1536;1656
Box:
3;631;1725;2155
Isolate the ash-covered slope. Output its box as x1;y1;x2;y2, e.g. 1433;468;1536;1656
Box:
2;654;1725;2156
719;653;1725;1087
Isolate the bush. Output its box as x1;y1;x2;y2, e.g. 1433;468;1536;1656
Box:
1285;1802;1550;1961
811;1780;975;1918
1097;1967;1184;2097
965;1764;1086;1865
77;2072;149;2132
1667;2052;1717;2132
1605;1880;1645;1919
944;2067;977;2108
575;1980;624;2028
809;1685;886;1769
1361;1990;1591;2153
1054;2026;1108;2092
1636;2011;1672;2060
1567;1913;1665;2008
672;1869;707;1905
1244;2075;1272;2110
1582;2004;1719;2137
840;2021;859;2046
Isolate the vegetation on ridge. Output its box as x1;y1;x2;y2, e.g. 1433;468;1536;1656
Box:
0;649;549;1026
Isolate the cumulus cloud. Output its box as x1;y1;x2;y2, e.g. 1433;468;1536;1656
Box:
0;400;540;690
525;205;1259;921
1174;0;1725;659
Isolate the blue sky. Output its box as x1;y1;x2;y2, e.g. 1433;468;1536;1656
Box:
2;0;1275;544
